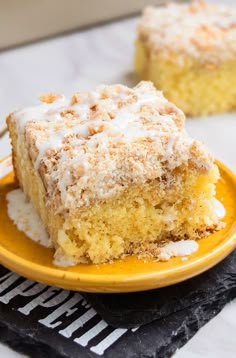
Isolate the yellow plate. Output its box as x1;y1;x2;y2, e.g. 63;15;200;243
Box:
0;156;236;293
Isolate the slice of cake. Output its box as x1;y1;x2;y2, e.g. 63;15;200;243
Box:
7;81;221;265
135;1;236;116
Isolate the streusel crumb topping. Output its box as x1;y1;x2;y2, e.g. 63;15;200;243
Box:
11;81;213;213
138;1;236;63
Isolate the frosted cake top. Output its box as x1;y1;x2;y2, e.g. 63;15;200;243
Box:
11;81;213;211
138;0;236;63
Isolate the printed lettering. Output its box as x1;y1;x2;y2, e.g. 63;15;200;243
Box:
90;328;128;355
0;271;139;356
74;320;108;347
18;287;70;315
0;272;20;294
0;280;45;304
39;293;82;329
59;308;97;338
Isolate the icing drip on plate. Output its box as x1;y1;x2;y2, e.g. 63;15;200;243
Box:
6;189;52;248
158;240;199;261
213;198;226;219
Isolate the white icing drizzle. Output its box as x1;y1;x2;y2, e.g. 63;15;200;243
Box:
53;252;77;267
6;189;52;248
10;81;214;211
10;82;192;208
158;240;199;261
12;83;180;175
214;198;226;219
12;86;171;170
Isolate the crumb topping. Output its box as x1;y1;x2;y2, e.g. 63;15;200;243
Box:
137;0;236;63
11;81;213;213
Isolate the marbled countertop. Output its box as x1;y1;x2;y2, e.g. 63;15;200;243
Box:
0;12;235;358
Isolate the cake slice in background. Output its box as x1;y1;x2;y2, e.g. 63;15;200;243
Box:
7;81;222;266
135;0;236;116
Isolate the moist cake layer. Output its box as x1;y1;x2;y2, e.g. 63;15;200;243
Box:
7;81;221;265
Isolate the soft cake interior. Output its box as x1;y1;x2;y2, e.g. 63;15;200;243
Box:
58;166;219;264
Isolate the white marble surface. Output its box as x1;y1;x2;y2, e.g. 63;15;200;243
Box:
0;10;236;358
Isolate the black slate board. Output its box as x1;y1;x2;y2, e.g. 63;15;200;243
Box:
83;250;236;328
0;250;235;358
